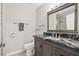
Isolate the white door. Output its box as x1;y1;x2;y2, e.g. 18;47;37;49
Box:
0;3;1;56
0;3;5;56
0;3;6;56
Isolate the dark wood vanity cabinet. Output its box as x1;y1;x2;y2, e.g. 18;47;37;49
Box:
35;38;52;56
35;37;55;56
42;42;52;56
35;38;42;56
54;47;73;56
34;36;79;56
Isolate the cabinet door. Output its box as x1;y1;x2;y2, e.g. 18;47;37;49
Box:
42;43;52;56
55;48;74;56
35;39;43;56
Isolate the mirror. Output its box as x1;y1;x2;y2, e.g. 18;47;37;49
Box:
47;3;77;33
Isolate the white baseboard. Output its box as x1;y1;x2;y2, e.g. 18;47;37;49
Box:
6;49;25;56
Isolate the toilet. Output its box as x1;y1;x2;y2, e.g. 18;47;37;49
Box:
24;42;35;56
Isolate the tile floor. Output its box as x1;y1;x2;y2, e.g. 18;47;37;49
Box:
12;51;26;56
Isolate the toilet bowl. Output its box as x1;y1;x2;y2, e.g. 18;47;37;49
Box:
24;42;35;56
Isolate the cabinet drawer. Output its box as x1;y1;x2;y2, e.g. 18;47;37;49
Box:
42;43;52;56
55;48;74;56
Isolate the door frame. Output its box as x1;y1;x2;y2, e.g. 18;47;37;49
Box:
0;3;4;56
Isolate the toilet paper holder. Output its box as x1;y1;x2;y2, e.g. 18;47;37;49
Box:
10;33;15;38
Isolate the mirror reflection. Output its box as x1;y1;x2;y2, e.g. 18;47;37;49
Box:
49;5;75;31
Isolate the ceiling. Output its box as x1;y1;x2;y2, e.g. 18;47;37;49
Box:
24;3;42;9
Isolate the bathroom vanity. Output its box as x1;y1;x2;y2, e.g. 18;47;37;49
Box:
34;3;79;56
34;35;79;56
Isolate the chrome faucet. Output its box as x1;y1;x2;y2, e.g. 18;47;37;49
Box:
58;33;60;38
53;33;60;38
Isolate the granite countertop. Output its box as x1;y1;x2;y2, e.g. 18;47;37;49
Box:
34;35;79;50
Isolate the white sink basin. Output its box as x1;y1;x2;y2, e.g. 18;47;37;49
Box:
63;39;79;48
44;36;60;41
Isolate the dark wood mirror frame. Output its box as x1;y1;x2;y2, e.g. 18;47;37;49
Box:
47;3;78;33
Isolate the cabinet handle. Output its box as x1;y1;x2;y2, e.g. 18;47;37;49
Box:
60;55;64;56
40;45;43;48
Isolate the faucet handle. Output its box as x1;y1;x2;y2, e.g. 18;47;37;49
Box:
53;33;56;37
53;33;60;38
